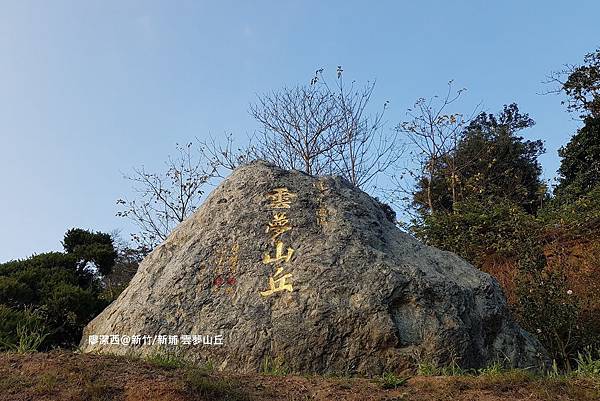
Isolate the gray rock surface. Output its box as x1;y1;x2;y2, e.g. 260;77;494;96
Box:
81;161;547;374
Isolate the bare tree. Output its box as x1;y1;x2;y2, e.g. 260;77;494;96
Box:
249;67;402;191
249;69;345;176
116;142;215;251
118;69;403;252
394;81;476;214
196;133;254;178
326;75;402;189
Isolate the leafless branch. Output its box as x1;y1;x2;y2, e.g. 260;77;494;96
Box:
116;142;216;250
250;67;403;191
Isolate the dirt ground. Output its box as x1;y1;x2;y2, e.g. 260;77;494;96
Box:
0;351;599;401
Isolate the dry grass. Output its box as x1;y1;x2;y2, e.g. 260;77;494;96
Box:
0;351;598;401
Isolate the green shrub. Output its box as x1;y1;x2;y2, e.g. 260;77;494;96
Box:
413;190;600;372
439;357;467;376
43;283;106;346
538;184;600;233
0;277;35;306
515;270;581;369
416;362;438;376
413;198;541;267
9;321;51;353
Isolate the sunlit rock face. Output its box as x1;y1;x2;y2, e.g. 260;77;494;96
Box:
81;160;547;374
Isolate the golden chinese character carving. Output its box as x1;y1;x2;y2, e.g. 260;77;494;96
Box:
316;207;328;226
228;243;239;271
266;212;291;241
260;187;298;297
260;269;293;297
262;241;294;264
267;187;296;209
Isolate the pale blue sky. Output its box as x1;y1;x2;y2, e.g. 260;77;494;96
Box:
1;0;598;261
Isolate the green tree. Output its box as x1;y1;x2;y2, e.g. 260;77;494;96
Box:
0;228;117;350
554;116;600;198
548;47;600;118
63;228;117;277
411;103;546;215
455;104;545;213
549;48;600;198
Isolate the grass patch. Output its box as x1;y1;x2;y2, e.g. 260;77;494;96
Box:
184;368;250;401
0;321;50;353
416;360;439;376
0;372;34;393
413;351;468;377
336;379;353;390
574;348;600;377
416;359;466;376
81;380;121;401
380;372;409;389
477;360;503;376
260;355;289;376
321;370;354;379
33;372;59;395
75;368;123;401
530;377;600;401
145;350;189;369
439;357;467;376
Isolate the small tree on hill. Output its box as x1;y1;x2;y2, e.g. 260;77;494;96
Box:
547;47;600;118
394;81;474;215
548;48;600;198
116;142;215;252
63;228;117;278
555;116;600;198
451;104;546;214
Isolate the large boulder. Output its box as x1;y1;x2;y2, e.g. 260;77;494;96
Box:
82;161;547;374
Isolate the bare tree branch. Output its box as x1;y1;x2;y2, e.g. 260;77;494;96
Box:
116;142;216;251
249;67;403;191
393;81;478;215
